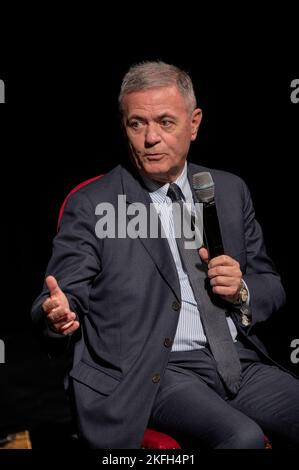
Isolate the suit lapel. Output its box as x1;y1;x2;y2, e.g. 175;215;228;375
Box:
120;165;181;301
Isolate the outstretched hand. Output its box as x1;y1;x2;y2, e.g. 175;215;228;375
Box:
42;276;80;335
198;247;242;303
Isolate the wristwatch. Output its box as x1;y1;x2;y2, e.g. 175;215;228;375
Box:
234;279;249;305
233;279;251;326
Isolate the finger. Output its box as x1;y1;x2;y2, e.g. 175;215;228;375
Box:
60;320;80;336
51;317;72;330
45;275;61;297
208;266;241;279
210;276;239;287
47;309;76;324
60;320;75;330
48;319;74;335
208;255;239;269
198;247;209;264
47;321;73;335
42;297;59;313
47;316;78;334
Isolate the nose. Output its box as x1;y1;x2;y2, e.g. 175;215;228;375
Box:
144;123;161;147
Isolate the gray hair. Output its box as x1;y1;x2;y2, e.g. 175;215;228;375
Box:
118;61;197;115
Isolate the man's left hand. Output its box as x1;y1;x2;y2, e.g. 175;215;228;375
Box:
198;247;242;303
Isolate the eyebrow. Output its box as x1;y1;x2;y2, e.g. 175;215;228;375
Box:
127;112;177;122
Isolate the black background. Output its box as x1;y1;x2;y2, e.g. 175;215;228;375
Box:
0;19;298;450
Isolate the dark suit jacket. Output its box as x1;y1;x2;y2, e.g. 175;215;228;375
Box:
31;162;286;448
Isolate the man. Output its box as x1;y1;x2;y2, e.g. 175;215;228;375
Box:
32;61;299;449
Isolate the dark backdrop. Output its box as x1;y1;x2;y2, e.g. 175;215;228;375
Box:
1;38;298;448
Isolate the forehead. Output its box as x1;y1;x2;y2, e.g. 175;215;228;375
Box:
122;86;188;117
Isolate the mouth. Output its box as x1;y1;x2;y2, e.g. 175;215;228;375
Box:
144;153;165;161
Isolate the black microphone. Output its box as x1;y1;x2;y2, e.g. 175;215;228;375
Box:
192;172;224;259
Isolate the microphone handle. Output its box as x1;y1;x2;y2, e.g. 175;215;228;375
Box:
203;201;224;259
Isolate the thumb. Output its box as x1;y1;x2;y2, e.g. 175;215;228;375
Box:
198;246;209;264
45;275;61;297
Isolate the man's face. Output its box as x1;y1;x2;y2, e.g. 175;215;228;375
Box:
122;86;202;183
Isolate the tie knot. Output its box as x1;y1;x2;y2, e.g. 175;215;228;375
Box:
167;183;184;202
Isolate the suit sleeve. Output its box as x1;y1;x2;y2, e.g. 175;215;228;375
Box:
31;189;102;346
241;180;286;330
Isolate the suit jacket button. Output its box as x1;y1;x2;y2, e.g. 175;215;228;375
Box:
164;338;173;348
152;373;161;383
172;301;181;311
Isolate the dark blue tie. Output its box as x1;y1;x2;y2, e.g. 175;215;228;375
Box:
167;183;241;395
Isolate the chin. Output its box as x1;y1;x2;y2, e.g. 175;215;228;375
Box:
143;163;171;181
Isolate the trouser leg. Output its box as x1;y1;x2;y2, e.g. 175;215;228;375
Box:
150;344;299;448
229;358;299;448
149;349;265;449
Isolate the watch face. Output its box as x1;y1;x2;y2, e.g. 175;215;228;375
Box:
240;288;248;302
241;313;251;327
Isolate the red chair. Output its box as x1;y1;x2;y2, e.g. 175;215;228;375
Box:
141;429;181;449
57;175;103;230
57;175;272;450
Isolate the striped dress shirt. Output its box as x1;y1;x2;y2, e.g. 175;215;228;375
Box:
143;163;238;351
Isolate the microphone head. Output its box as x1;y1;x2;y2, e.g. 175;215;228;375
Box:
192;172;215;203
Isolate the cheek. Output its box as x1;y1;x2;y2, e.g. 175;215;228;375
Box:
168;136;188;157
129;135;144;154
177;131;192;152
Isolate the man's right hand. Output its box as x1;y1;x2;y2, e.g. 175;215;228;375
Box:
42;275;80;336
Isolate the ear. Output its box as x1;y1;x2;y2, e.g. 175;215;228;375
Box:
190;108;202;141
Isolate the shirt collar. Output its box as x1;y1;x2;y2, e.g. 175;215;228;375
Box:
142;162;189;203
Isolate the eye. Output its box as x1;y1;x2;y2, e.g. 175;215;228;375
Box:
160;119;173;128
128;119;143;130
